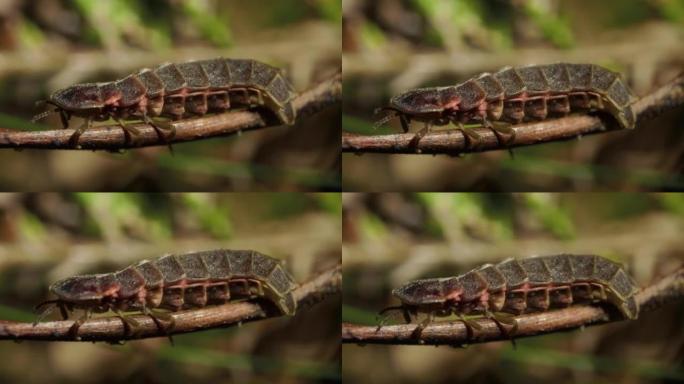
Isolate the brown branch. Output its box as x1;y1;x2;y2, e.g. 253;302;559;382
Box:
342;267;683;346
0;264;341;342
342;73;684;154
0;71;340;150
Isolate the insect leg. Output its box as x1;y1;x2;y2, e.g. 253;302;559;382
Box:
408;122;431;149
113;309;140;337
68;309;92;341
402;307;412;324
485;311;516;334
483;119;516;157
145;114;176;139
454;122;483;149
142;112;176;153
68;118;91;147
113;117;141;136
33;300;61;325
457;314;483;340
59;302;70;320
492;311;517;331
143;306;175;345
113;116;139;146
34;300;69;320
410;312;434;341
487;311;518;348
399;114;410;133
484;119;516;144
59;110;70;129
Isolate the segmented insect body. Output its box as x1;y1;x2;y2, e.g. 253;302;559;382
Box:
36;58;297;134
389;254;639;323
380;63;637;132
42;249;298;318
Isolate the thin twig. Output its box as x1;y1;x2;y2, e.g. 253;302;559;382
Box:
0;264;341;342
342;267;683;346
0;71;340;150
342;73;684;155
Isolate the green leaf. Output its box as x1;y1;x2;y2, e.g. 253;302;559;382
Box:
524;193;575;240
180;0;233;47
523;1;575;49
658;193;684;216
181;193;232;239
315;193;342;216
313;0;342;22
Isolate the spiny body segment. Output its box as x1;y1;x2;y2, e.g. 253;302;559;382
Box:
43;249;298;319
36;58;297;141
380;63;637;140
388;254;639;328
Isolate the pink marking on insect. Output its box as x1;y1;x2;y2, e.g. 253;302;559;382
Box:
479;291;490;306
446;289;462;301
375;63;637;138
31;58;298;144
443;95;461;110
102;284;120;297
379;254;640;338
34;249;299;340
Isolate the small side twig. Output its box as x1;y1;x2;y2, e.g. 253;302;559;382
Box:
342;73;684;154
0;264;341;342
0;71;341;151
342;267;683;346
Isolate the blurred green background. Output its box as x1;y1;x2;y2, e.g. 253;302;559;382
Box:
342;192;684;384
0;0;341;191
342;0;684;191
0;192;341;383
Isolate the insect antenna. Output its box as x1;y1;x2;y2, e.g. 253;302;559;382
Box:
30;110;57;123
373;107;399;128
375;305;411;332
30;101;61;123
33;299;67;325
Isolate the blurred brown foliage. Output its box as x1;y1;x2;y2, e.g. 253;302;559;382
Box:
0;192;341;383
342;0;684;191
0;0;341;191
342;192;684;384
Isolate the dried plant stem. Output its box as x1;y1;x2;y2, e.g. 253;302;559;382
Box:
342;74;684;155
342;267;683;346
0;264;340;342
0;71;340;150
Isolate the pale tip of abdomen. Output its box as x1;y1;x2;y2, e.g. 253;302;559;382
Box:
620;296;639;319
279;294;297;316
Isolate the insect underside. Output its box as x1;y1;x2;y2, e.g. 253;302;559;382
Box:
379;254;640;340
32;58;298;146
34;249;298;341
376;63;637;149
